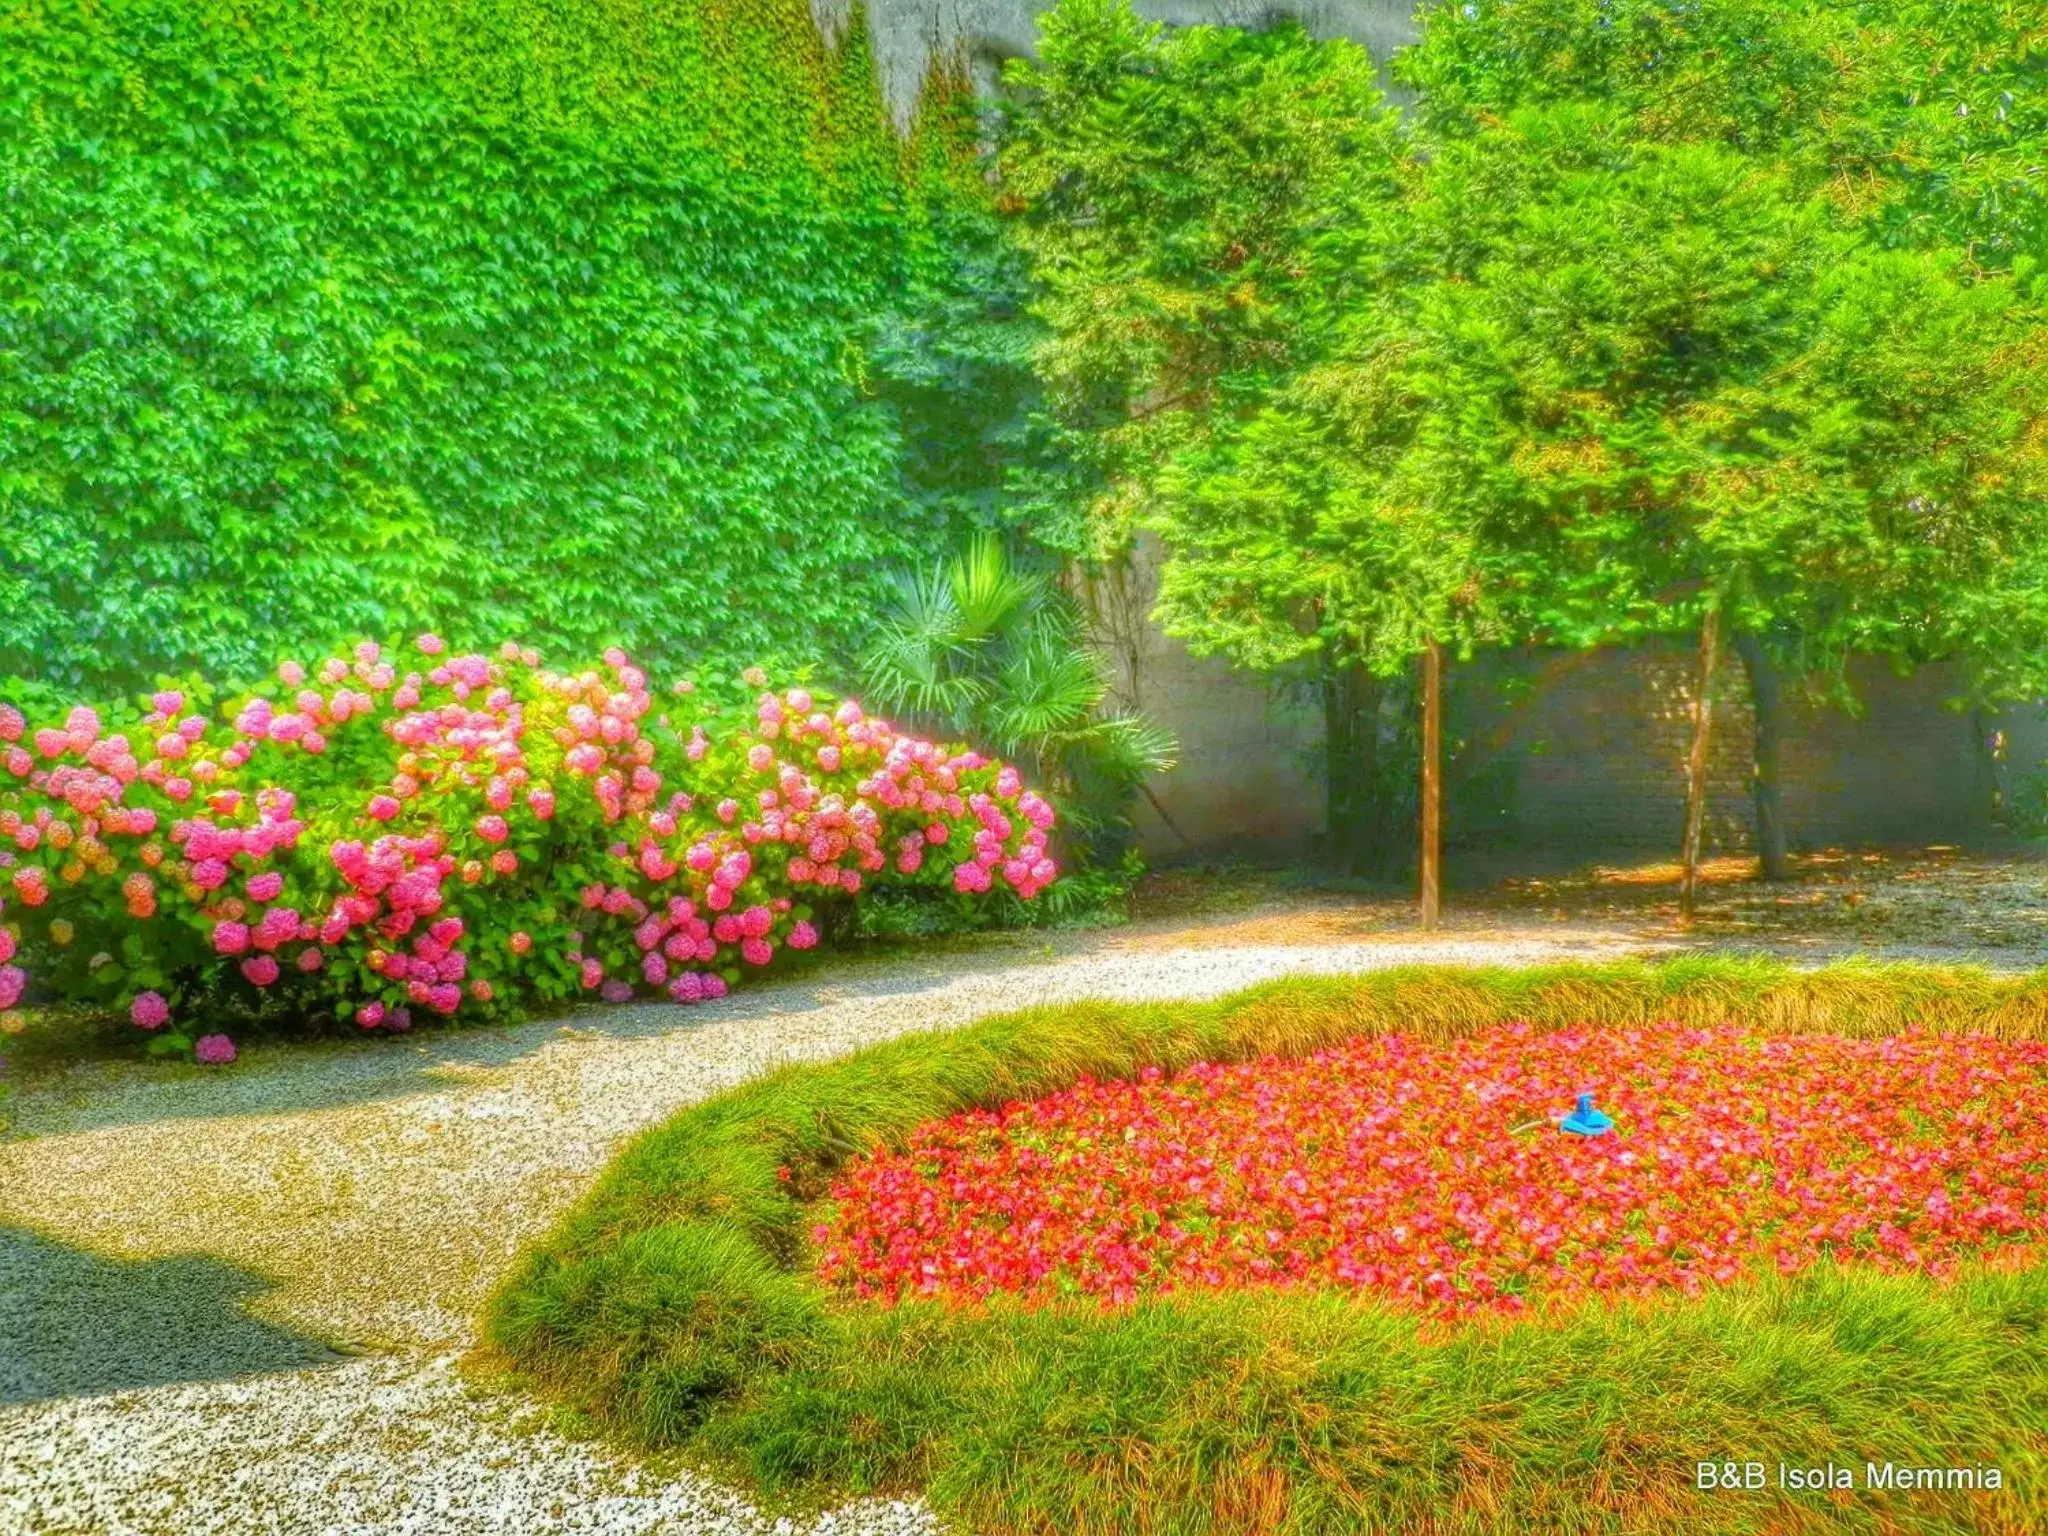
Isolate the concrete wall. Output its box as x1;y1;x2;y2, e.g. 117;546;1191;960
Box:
833;0;1421;114
1454;647;2001;856
1114;628;2009;866
1074;534;1327;861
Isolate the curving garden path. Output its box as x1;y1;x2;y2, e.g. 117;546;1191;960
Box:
0;899;1981;1535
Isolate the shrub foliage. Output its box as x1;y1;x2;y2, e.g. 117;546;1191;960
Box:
0;638;1057;1052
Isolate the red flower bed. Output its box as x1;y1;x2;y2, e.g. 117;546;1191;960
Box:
816;1024;2048;1315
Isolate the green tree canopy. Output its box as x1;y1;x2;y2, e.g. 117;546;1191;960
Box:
1002;0;2048;895
1404;106;2048;678
998;0;1404;559
1400;0;2048;269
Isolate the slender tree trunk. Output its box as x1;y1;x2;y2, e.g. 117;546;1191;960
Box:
1732;632;1789;881
1419;637;1442;929
1139;781;1198;855
1679;607;1722;926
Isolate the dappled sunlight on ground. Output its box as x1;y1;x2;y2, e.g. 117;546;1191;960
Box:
1121;845;2048;961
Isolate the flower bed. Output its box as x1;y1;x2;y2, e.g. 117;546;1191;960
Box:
490;965;2048;1536
0;640;1056;1056
819;1023;2048;1314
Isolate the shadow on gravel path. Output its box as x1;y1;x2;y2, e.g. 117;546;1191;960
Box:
0;1225;343;1404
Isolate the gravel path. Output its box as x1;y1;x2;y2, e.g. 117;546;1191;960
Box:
1;919;1662;1535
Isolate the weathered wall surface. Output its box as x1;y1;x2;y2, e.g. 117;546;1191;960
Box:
1118;630;2008;866
836;0;1421;111
1454;647;2001;857
1076;535;1328;861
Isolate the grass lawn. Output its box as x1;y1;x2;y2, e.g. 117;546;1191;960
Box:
485;958;2048;1534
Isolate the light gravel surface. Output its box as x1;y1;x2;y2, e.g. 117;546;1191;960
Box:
0;919;1652;1535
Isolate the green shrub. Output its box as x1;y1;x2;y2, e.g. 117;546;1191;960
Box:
859;534;1177;868
0;640;1060;1056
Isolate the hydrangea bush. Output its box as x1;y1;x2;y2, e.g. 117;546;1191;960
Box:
0;639;1058;1059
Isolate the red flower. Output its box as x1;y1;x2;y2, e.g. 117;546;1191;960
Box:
818;1024;2048;1319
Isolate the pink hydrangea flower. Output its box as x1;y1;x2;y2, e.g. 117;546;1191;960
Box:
0;650;1053;1041
194;1033;237;1065
130;990;170;1029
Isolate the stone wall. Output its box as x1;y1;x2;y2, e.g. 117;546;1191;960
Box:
1452;647;2000;857
835;0;1421;113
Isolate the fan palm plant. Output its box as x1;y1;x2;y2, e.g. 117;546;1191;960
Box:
859;534;1176;866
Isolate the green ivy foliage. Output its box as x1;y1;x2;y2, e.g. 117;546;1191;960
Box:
0;0;1006;694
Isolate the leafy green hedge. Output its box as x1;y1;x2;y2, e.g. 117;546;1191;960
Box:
0;0;988;693
488;959;2048;1534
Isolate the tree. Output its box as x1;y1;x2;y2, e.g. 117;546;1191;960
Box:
1397;0;2048;879
999;0;1488;917
1400;105;2048;914
1001;0;2048;921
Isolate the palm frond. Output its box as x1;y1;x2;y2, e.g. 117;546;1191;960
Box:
860;629;990;723
891;561;969;648
1078;712;1181;782
987;625;1109;750
949;531;1042;641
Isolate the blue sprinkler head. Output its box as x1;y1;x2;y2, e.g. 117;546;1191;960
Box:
1559;1092;1615;1137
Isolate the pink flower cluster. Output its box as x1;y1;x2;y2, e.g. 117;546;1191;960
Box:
0;639;1056;1057
817;1023;2048;1316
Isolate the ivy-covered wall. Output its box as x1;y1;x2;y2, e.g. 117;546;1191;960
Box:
0;0;987;692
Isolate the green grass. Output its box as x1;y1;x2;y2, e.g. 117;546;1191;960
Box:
486;958;2048;1534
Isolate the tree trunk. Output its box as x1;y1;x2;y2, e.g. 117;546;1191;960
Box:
1419;636;1442;929
1679;608;1722;926
1732;631;1789;881
1322;661;1385;877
